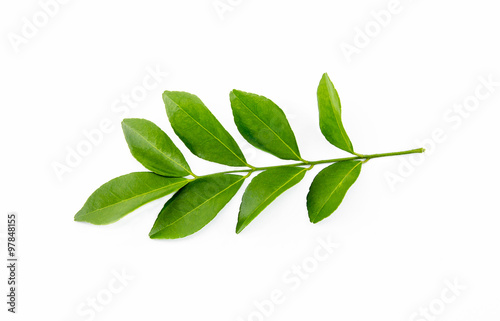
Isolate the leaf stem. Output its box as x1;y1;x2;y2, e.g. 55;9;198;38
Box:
202;147;425;176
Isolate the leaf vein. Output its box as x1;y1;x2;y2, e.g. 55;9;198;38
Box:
124;123;192;175
80;181;186;218
313;162;361;221
233;93;301;160
243;168;306;226
326;82;351;151
172;100;247;166
155;176;244;233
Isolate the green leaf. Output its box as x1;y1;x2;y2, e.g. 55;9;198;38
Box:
149;173;245;239
122;118;192;177
307;161;362;223
236;167;307;233
163;91;248;167
230;90;302;161
317;73;355;154
75;173;189;225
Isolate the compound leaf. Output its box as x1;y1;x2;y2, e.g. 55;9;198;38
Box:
230;90;302;161
163;91;248;167
307;161;362;223
122;118;192;177
75;173;189;225
237;166;307;233
317;73;355;154
149;173;245;239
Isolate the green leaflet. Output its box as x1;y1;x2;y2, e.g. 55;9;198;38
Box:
163;91;248;167
236;167;307;233
149;174;245;239
317;73;355;154
230;90;302;161
307;161;362;223
122;118;192;177
74;173;189;225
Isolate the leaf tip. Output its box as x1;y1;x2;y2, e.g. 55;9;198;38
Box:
235;222;245;234
74;213;83;222
148;227;160;239
120;118;133;128
308;215;322;224
308;207;329;224
229;89;243;100
162;90;175;102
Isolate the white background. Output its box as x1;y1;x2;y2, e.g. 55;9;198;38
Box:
1;0;500;320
